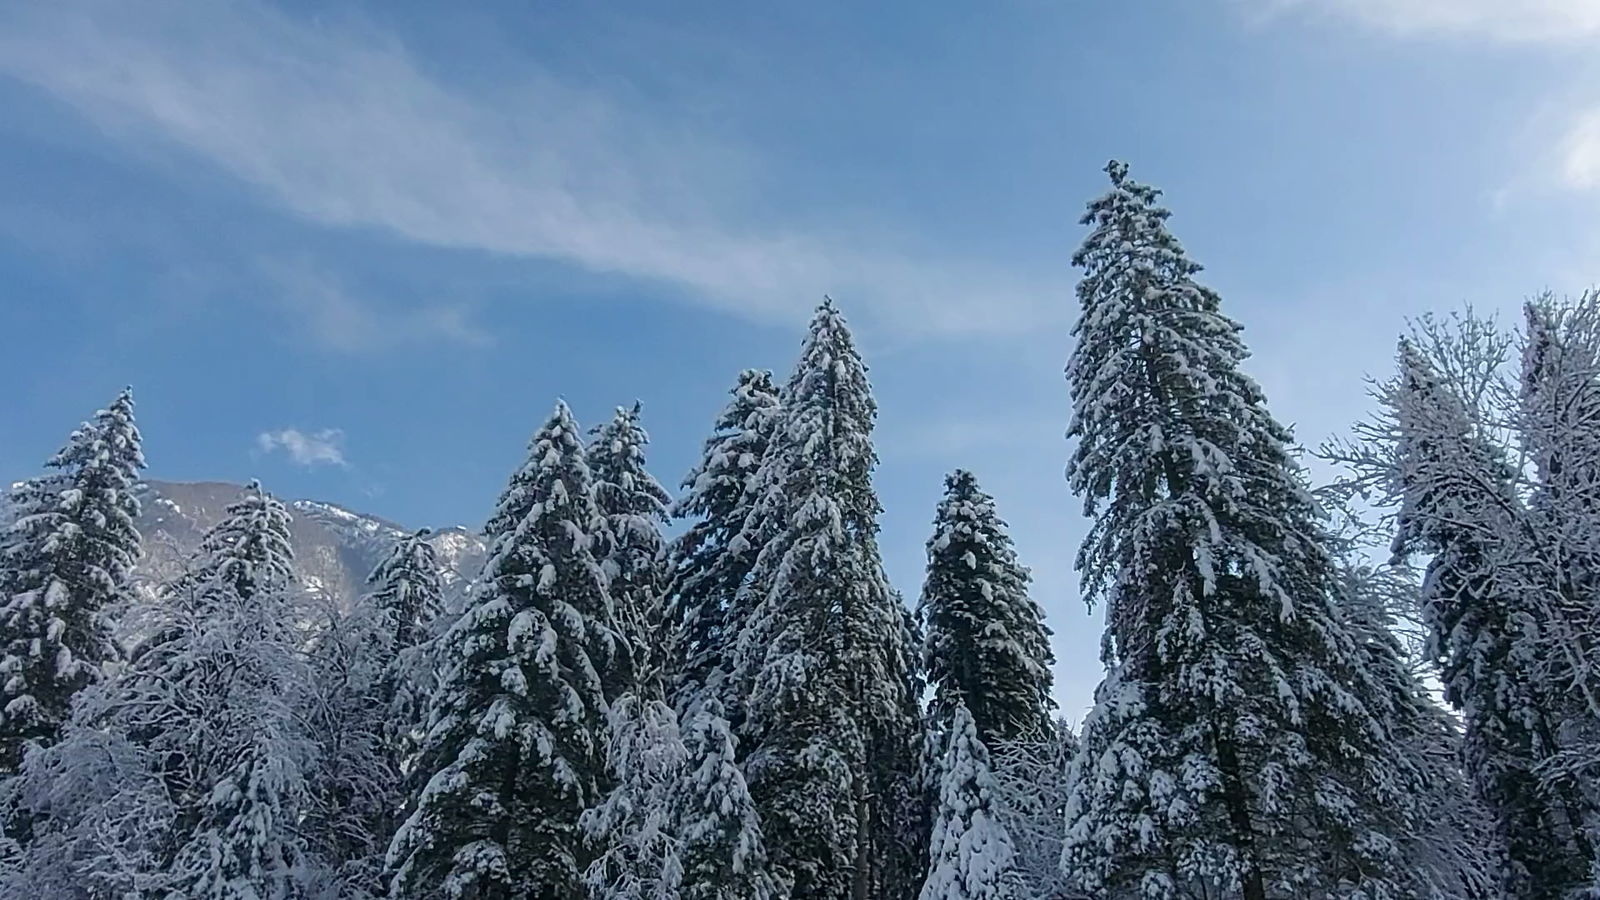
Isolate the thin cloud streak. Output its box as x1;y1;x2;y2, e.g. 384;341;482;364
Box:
1561;107;1600;191
0;0;1065;338
1249;0;1600;42
265;262;491;353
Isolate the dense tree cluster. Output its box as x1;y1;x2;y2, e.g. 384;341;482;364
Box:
2;162;1591;898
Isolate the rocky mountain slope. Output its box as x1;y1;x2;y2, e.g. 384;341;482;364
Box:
132;480;488;613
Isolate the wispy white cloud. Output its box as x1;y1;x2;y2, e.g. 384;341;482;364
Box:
0;0;1064;338
256;428;348;468
1560;107;1600;191
266;262;490;353
1246;0;1600;42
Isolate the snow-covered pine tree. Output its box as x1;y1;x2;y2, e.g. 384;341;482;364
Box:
0;387;144;773
368;528;448;770
731;299;922;900
918;469;1053;745
1061;161;1424;899
388;401;619;900
668;369;781;721
917;702;1018;900
582;693;689;900
674;698;784;900
589;402;673;699
1384;332;1597;897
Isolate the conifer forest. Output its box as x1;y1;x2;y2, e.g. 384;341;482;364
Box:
9;161;1600;900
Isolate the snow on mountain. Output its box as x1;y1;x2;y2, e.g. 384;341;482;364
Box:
133;480;487;613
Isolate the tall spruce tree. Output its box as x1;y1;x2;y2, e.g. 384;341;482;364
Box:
1385;335;1596;897
917;702;1018;900
1062;161;1424;899
918;469;1053;745
388;401;619;900
731;299;923;900
674;698;783;900
589;403;673;698
0;388;144;772
370;528;449;766
668;369;782;720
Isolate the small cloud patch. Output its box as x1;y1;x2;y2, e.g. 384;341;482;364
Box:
257;428;347;468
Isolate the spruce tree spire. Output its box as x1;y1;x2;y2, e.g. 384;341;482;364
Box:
668;369;782;719
370;528;446;652
732;299;923;899
0;387;145;771
588;402;673;699
389;400;617;900
1062;161;1425;898
918;469;1053;746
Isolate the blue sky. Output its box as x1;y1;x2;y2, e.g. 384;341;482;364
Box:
3;0;1599;717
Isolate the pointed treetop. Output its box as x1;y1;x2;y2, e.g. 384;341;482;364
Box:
485;399;591;539
921;467;1053;744
1105;158;1129;184
190;480;296;603
590;403;671;514
368;527;445;651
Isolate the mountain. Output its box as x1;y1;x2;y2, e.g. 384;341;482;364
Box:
132;480;488;615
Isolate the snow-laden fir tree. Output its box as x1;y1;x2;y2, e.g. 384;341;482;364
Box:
674;698;784;900
369;528;448;770
589;402;673;698
0;387;143;773
582;693;689;899
918;702;1018;900
918;469;1053;745
731;299;923;900
1062;161;1426;899
668;369;781;720
7;481;318;898
1382;332;1597;897
389;401;620;900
